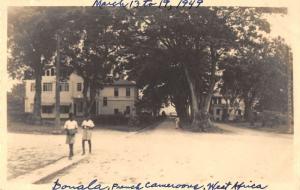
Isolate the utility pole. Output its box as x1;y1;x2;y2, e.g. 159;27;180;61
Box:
55;33;61;128
287;47;293;134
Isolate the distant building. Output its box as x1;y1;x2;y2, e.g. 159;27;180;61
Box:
24;68;138;118
210;93;245;121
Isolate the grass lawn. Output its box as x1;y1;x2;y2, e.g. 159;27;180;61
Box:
7;122;64;135
7;118;165;135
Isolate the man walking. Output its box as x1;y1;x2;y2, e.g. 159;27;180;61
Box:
64;113;78;160
81;114;95;155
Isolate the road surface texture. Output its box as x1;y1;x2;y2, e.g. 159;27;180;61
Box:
7;119;294;189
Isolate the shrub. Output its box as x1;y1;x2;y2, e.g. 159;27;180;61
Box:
257;110;287;127
128;115;140;127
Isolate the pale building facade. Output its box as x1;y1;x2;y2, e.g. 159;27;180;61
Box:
210;94;245;121
24;68;137;118
97;80;137;116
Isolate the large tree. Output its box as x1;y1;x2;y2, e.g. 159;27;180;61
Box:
116;8;237;130
221;36;290;117
115;7;281;130
8;8;62;123
61;8;119;114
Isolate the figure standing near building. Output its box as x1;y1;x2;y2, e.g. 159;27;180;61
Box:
64;113;78;160
124;106;130;119
81;114;95;155
175;117;180;129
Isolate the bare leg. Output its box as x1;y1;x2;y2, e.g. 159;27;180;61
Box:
69;144;74;159
88;140;91;154
82;140;86;155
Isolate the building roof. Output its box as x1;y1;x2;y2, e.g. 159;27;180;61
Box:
106;79;136;86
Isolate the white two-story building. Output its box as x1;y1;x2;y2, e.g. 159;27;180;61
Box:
24;68;138;118
210;93;245;121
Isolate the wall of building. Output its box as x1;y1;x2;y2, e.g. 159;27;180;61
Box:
210;96;245;121
24;70;137;118
24;72;85;118
98;86;137;115
98;99;135;115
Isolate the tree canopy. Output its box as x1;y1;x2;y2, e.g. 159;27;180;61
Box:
8;7;291;128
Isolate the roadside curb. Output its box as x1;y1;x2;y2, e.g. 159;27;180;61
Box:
10;154;88;184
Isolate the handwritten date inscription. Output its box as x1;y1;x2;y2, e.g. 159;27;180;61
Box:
92;0;204;9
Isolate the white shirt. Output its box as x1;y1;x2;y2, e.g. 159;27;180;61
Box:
64;120;78;129
81;119;95;128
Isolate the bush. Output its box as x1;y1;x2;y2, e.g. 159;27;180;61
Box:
138;114;155;125
128;115;140;127
8;112;30;122
257;110;287;127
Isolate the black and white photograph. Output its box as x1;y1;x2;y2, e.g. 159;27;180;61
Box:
2;1;298;190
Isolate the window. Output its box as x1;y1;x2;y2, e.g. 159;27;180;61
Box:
126;87;131;97
114;109;119;114
42;105;53;113
77;83;82;91
51;68;55;76
114;87;119;97
59;82;69;92
46;70;50;76
125;106;130;114
60;105;70;114
213;98;217;104
103;97;107;106
30;83;35;92
43;83;52;91
216;109;221;115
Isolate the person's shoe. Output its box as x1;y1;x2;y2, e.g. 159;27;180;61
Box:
68;156;72;160
82;152;85;155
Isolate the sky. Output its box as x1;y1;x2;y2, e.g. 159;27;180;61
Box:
265;13;291;45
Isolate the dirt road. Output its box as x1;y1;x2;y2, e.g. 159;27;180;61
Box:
38;119;294;189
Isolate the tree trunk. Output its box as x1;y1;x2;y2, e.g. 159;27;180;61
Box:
204;46;217;112
152;107;158;117
173;94;189;124
82;78;89;115
244;99;251;121
203;93;213;114
201;81;215;127
200;45;218;128
182;64;202;129
55;33;61;127
32;62;42;124
88;82;97;115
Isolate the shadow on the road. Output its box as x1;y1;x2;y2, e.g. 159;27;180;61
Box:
136;118;235;134
135;118;168;133
179;124;234;134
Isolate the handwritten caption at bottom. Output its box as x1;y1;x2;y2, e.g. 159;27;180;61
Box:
52;179;268;190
